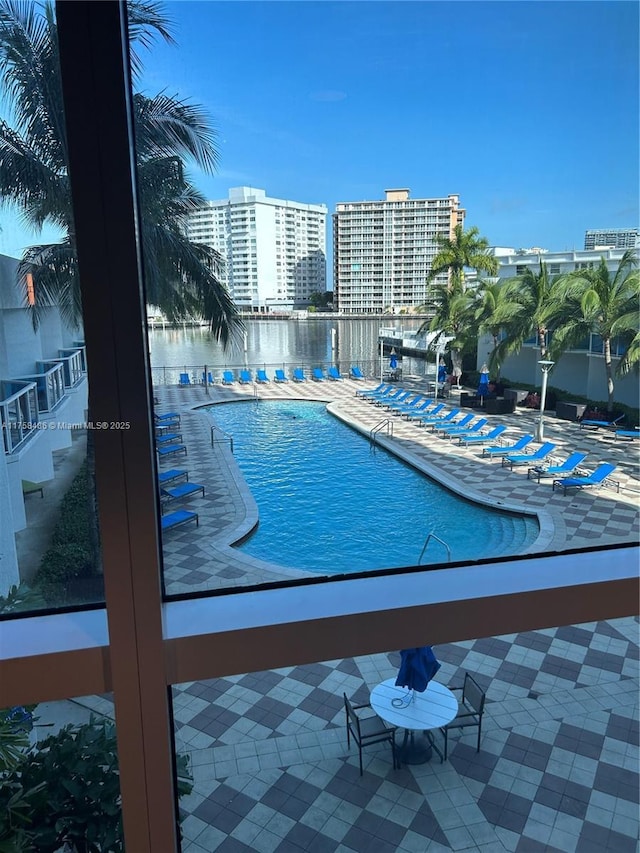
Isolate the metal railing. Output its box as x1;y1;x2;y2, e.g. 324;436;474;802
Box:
1;380;39;454
418;532;451;565
150;360;383;387
36;347;85;389
210;425;234;453
15;362;65;413
370;418;393;445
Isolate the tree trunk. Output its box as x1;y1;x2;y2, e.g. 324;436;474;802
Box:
603;337;614;413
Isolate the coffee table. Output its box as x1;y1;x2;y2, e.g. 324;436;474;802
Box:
370;678;458;764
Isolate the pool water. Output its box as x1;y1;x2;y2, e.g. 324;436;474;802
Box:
209;400;539;574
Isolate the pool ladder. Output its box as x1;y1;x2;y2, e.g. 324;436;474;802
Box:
210;425;234;454
370;418;393;445
418;533;451;564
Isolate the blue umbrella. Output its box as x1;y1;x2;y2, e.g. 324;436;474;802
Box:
395;646;441;694
389;349;398;370
438;363;447;384
477;364;490;400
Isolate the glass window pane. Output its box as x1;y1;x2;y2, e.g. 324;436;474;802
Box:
0;5;103;614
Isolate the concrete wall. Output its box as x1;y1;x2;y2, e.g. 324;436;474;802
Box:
0;451;20;595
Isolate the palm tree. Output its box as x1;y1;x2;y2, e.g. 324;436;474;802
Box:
548;250;639;412
492;261;559;364
423;286;476;385
428;224;499;291
473;279;521;379
0;0;241;344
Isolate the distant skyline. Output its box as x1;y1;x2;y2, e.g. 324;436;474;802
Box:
0;1;638;263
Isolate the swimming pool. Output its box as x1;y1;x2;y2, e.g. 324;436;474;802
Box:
209;400;539;574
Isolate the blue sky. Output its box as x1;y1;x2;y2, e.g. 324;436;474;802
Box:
0;1;638;262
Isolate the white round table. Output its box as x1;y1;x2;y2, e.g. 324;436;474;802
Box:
370;678;458;764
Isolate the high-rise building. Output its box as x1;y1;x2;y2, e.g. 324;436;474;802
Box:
584;228;639;250
333;189;465;314
186;187;327;313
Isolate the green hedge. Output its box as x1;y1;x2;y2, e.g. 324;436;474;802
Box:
34;464;103;606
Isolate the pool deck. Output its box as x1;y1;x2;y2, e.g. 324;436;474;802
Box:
34;377;639;852
156;377;640;595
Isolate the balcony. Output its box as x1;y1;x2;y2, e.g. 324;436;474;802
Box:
14;362;65;413
36;347;85;389
1;379;39;454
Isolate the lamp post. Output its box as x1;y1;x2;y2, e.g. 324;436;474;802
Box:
536;360;555;441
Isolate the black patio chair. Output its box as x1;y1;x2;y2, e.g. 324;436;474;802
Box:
343;693;398;775
440;673;486;761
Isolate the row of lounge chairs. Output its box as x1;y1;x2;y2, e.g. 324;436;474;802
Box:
154;411;202;531
178;366;367;386
356;384;621;495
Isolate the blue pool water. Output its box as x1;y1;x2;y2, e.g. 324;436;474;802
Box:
209;400;539;574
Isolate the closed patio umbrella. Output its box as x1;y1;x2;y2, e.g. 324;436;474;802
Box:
477;364;490;405
395;646;441;699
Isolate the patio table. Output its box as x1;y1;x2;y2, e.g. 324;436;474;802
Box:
370;678;457;764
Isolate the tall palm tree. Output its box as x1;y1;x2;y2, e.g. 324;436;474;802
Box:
473;279;521;379
493;261;559;363
423;286;476;385
548;250;639;412
0;0;241;344
428;224;499;291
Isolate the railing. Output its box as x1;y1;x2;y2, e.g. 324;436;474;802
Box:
14;363;65;413
370;418;393;445
210;425;233;453
1;380;39;454
418;532;451;565
151;360;383;387
36;347;85;389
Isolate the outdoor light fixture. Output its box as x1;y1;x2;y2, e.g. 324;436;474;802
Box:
537;360;555;441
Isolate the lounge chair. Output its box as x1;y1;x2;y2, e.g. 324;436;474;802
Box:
157;443;187;458
527;452;587;483
434;413;475;434
256;369;270;383
579;414;624;430
441;417;488;439
379;390;412;409
161;509;198;531
293;367;306;382
156;432;183;445
155;412;180;424
552;462;618;495
222;370;235;385
400;399;434;419
312;367;326;381
158;469;189;486
357;382;389;399
178;373;191;387
240;369;252;384
408;402;444;422
388;394;425;415
22;479;44;498
482;434;533;458
419;408;461;428
501;441;556;470
350;366;365;379
328;367;342;380
614;429;639;441
161;482;205;502
274;369;288;382
201;371;214;385
458;424;507;445
374;388;407;407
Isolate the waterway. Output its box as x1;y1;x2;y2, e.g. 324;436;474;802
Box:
148;317;431;376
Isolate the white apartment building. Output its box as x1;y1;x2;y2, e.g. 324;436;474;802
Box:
333;189;466;315
186;187;327;313
492;246;634;279
584;227;639;251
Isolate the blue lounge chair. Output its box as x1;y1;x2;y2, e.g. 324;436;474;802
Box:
419;408;461;428
328;366;342;380
388;394;425;414
483;434;534;458
155;412;180;424
350;366;365;379
312;367;326;381
552;462;618;495
293;367;306;382
458;424;507;445
400;399;434;419
178;373;191;387
222;370;235;385
201;371;214;385
274;369;288;382
527;452;587;483
240;369;252;384
615;429;639;441
161;509;198;531
408;402;444;422
256;369;270;383
156;432;183;445
161;482;205;502
375;388;406;407
357;382;389;398
435;413;475;434
442;417;488;439
501;441;556;470
158;469;189;486
380;390;412;409
157;443;187;458
580;414;624;430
